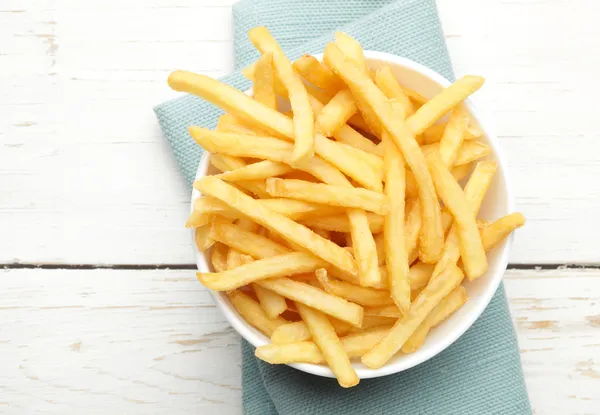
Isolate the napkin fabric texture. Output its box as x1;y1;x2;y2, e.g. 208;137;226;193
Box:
154;0;532;413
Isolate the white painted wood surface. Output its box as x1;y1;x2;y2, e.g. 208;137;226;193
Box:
1;0;598;414
0;268;598;414
2;0;600;265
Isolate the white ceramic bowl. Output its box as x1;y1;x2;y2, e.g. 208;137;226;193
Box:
191;51;514;379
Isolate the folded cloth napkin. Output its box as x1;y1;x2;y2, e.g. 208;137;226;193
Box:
154;0;532;413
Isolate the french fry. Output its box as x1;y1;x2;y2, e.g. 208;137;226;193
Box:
253;52;277;109
315;89;358;136
266;178;390;215
334;32;369;75
404;198;421;261
195;224;215;251
257;326;391;364
375;65;414;118
420;123;482;145
271;319;352;344
209;154;271;198
363;304;403;319
324;42;444;263
308;94;375;153
481;212;526;251
408;261;435;292
438;105;469;167
249;27;314;163
316;269;393;307
334;140;384;179
258;278;363;327
186;209;213;228
229;290;287;336
361;264;464;368
296;302;359;388
374;233;385;265
198;196;341;222
347;209;382;287
453;140;491;166
451;163;473;182
226;218;260;269
431;161;496;281
191;128;351;187
216;160;294;182
210;242;229;273
169;71;381;191
253;283;288;319
217;113;262;135
402;285;468;353
333;32;381;137
405;75;485;135
353;315;397;331
293;55;345;92
382;136;410;313
199;252;328;291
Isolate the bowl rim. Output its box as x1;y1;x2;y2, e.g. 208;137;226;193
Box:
190;50;515;379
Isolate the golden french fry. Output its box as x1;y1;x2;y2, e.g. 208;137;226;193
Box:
216;160;293;182
453;140;491;166
253;283;288;319
382;136;410;313
316;269;393;307
324;42;444;263
253;52;277;109
258;278;363;327
334;32;368;74
191;128;352;187
257;326;391;364
352;315;397;331
217;113;261;135
195;224;215;251
266;178;390;215
271;319;352;344
249;27;314;163
346;209;382;287
315;89;358;136
431;160;497;281
209;154;271;198
170;71;381;191
408;261;435;292
210;242;229;273
405;75;485;135
334;140;384;179
402;285;468;353
375;65;414;118
293;54;345;92
439;105;469;167
361;264;464;368
404;198;422;261
481;212;526;251
427;151;487;279
333;123;382;155
186;209;213;228
373;233;385;265
198;195;341;222
296;302;359;388
363;304;403;319
199;252;328;291
451;163;473;182
226;218;260;269
420;123;482;145
229;290;287;336
333;32;381;137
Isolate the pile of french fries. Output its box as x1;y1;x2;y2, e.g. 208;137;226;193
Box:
169;27;525;388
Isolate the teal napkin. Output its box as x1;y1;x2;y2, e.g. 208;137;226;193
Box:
154;0;532;413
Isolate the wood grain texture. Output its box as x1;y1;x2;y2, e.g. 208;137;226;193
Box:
1;0;599;264
0;268;598;414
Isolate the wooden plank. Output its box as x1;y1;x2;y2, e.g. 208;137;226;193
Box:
0;268;598;413
1;0;600;265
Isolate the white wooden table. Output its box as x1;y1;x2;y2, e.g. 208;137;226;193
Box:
1;0;599;413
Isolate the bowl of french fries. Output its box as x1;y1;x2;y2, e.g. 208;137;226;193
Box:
172;27;526;388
